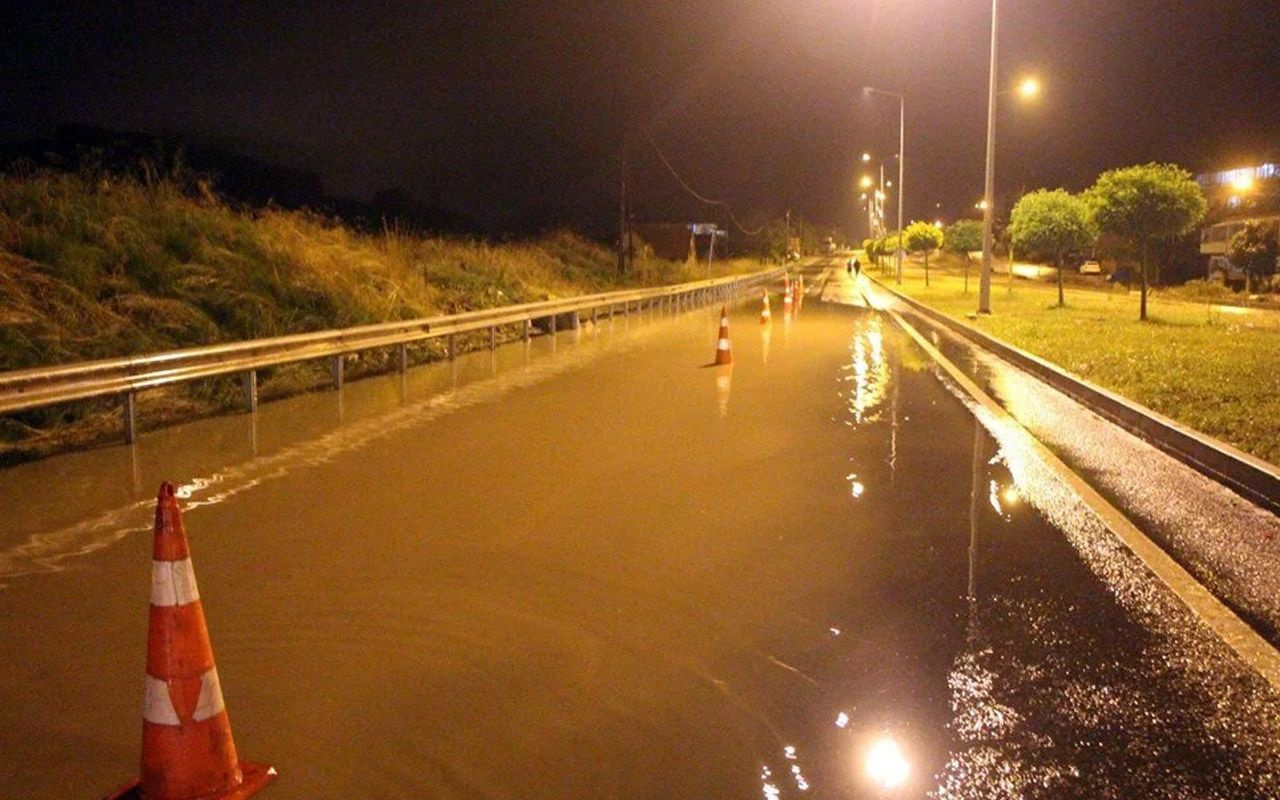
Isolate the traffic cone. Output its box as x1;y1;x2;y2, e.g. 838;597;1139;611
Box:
714;306;733;365
782;280;794;315
760;289;771;324
106;483;275;800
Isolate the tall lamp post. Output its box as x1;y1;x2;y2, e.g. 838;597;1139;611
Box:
978;0;1041;313
864;86;905;284
977;0;1000;314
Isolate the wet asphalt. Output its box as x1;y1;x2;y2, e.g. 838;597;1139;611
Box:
1;273;1279;798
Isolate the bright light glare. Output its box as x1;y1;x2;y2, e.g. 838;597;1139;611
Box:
866;737;910;789
1232;175;1255;193
860;175;874;189
975;200;988;210
933;219;943;228
1001;486;1020;505
1018;77;1040;99
862;152;872;162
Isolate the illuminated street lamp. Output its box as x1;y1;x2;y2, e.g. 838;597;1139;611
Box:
864;86;905;284
978;0;1041;313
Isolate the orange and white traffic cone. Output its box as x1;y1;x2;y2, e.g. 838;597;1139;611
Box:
782;280;794;315
760;289;771;324
714;306;733;365
106;483;275;800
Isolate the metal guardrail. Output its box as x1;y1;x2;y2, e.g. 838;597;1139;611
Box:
869;276;1280;515
0;268;783;443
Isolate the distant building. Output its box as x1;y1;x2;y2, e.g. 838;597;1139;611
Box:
630;222;729;262
629;222;695;261
1196;163;1280;276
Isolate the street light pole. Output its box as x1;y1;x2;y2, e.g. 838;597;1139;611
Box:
895;95;905;285
978;0;999;314
864;87;906;284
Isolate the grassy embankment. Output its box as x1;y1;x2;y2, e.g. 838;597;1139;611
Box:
880;256;1280;465
0;172;764;463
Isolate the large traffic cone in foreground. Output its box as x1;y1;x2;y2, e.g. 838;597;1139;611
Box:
107;483;275;800
714;306;733;365
760;290;771;324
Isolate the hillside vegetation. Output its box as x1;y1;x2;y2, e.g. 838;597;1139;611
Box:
0;171;758;461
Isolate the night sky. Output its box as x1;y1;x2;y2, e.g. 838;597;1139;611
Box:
4;1;1279;239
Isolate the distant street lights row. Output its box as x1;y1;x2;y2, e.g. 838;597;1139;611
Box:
862;86;905;284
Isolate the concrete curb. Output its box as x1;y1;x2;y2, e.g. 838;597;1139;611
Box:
869;277;1280;516
877;298;1280;693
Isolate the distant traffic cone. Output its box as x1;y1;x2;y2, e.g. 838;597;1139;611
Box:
714;306;733;365
760;290;772;324
106;483;275;800
782;280;794;315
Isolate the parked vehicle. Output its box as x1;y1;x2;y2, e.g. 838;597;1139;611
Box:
1079;259;1102;275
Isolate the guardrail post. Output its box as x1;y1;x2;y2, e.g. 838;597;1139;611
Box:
591;307;598;325
398;343;408;373
243;370;258;413
122;391;137;444
448;334;457;360
550;314;558;334
332;355;344;389
489;326;497;350
523;319;531;341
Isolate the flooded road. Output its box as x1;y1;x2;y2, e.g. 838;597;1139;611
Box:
3;287;1280;798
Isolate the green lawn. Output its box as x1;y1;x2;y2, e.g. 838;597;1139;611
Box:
886;268;1280;465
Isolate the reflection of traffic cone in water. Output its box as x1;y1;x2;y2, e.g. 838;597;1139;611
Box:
714;306;733;365
760;290;771;324
107;483;275;800
716;369;732;417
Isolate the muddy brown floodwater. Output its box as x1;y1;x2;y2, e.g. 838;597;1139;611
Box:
2;290;1280;799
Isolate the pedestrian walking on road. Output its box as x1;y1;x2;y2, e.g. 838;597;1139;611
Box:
853;257;861;278
846;258;854;276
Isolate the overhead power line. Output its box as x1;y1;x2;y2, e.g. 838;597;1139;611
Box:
645;129;767;237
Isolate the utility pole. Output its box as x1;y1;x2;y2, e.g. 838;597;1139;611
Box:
785;208;791;261
617;142;629;276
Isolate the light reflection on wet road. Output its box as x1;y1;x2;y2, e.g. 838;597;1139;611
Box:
1;279;1279;798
